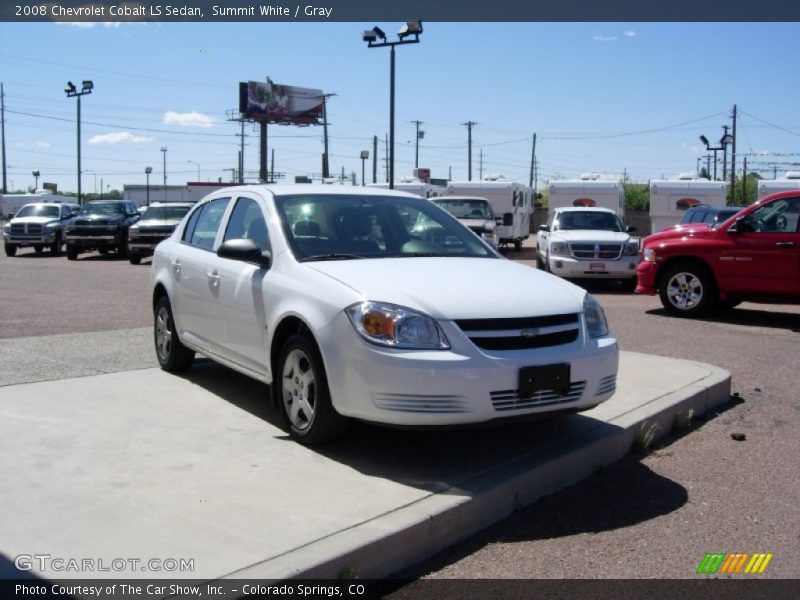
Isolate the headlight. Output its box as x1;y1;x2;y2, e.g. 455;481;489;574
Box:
46;221;59;229
66;223;76;232
622;241;639;256
2;224;9;234
584;294;610;339
129;226;140;239
346;301;450;350
550;241;569;256
643;247;656;262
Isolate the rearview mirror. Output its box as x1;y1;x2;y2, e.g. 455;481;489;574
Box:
538;224;549;232
217;238;271;269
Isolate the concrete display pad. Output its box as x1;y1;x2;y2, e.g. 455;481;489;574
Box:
0;352;730;582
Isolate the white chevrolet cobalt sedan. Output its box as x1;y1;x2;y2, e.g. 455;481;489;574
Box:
151;185;618;444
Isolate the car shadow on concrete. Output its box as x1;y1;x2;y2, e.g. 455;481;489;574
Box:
390;394;744;581
177;360;626;497
646;306;800;331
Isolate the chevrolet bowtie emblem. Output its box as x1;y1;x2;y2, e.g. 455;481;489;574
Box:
520;328;538;338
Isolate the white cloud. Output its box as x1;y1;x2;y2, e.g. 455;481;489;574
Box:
624;31;637;37
593;35;618;42
17;141;51;149
89;132;155;144
163;111;214;128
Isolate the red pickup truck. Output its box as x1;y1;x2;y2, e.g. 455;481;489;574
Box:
636;191;800;316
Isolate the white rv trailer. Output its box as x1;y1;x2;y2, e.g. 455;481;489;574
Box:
757;171;800;200
648;173;727;232
367;179;446;198
445;176;532;250
548;175;625;216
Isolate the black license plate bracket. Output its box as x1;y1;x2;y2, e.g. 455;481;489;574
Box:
519;363;571;398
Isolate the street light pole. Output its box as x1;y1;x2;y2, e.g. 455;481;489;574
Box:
161;146;168;189
360;150;369;186
32;170;40;191
363;22;423;190
188;160;200;181
65;80;93;205
145;166;152;206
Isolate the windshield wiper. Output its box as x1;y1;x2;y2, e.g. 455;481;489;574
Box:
299;253;366;262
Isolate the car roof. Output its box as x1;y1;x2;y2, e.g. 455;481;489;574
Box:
146;202;194;207
553;206;616;214
434;196;491;202
203;183;419;199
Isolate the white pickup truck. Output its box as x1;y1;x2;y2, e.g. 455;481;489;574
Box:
536;207;639;289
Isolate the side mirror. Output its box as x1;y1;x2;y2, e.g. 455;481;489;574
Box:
626;225;636;233
217;238;271;269
538;224;549;232
503;212;513;227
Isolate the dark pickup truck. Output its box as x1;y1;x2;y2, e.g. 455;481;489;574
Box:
65;200;140;260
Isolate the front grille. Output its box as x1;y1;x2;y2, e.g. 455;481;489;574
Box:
135;233;171;245
491;381;587;412
570;243;623;260
372;393;469;413
73;227;113;237
11;224;43;235
596;374;617;396
455;313;581;351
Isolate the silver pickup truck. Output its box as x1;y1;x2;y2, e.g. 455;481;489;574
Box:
3;202;81;256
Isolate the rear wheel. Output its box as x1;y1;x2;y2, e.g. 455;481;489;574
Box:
658;263;716;317
66;244;78;260
514;239;523;251
154;295;195;372
276;333;348;445
4;243;17;257
50;232;62;256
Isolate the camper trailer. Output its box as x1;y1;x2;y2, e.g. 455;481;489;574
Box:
367;178;446;199
1;191;74;219
648;174;727;232
757;171;800;200
548;175;625;216
445;177;532;250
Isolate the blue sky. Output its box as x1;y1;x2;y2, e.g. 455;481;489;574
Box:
1;21;799;194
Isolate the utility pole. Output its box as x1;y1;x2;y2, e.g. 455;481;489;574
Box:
411;120;424;168
372;135;378;183
384;133;389;183
742;157;748;203
721;125;730;183
463;121;476;181
448;165;452;181
1;83;6;194
270;148;275;183
238;121;245;183
730;104;737;205
318;92;336;179
528;132;537;188
479;148;484;181
161;146;167;188
259;123;268;183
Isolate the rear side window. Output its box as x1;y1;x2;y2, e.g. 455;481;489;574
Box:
182;198;231;251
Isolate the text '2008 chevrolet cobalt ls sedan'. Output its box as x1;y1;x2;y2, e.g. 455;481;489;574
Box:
151;185;618;444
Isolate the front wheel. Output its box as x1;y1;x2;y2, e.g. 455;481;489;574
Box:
129;253;142;265
154;295;195;372
276;333;347;445
50;233;62;256
4;243;17;257
658;263;716;317
66;244;78;260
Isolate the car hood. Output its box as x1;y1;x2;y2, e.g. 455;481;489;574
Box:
135;219;181;228
646;223;712;244
304;257;585;320
72;215;124;225
550;230;630;243
10;216;59;225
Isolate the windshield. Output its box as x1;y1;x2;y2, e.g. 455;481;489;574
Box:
15;205;60;219
555;211;623;232
434;199;494;220
142;205;191;221
276;194;496;261
81;202;126;217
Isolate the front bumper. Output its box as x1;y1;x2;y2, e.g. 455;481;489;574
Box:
65;232;122;248
3;232;57;245
318;313;619;426
548;255;638;279
635;261;659;295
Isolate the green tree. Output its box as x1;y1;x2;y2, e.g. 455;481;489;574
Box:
623;182;649;211
728;173;760;206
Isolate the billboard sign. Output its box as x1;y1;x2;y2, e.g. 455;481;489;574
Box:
239;79;324;125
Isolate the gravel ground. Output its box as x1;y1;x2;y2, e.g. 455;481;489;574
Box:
1;239;798;583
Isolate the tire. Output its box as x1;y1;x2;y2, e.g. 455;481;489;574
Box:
154;295;195;372
34;245;43;254
66;244;78;260
717;299;742;311
4;244;17;257
658;263;716;317
98;247;109;255
543;251;551;273
621;277;638;293
514;239;523;251
275;332;348;445
117;239;128;258
50;233;62;256
129;253;142;265
536;252;545;270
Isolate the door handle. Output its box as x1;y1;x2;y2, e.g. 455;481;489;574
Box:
775;241;795;248
171;259;181;277
206;270;220;286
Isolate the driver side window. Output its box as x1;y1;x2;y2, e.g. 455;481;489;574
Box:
741;198;800;233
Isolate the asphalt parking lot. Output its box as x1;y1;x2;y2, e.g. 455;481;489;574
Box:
1;242;798;582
